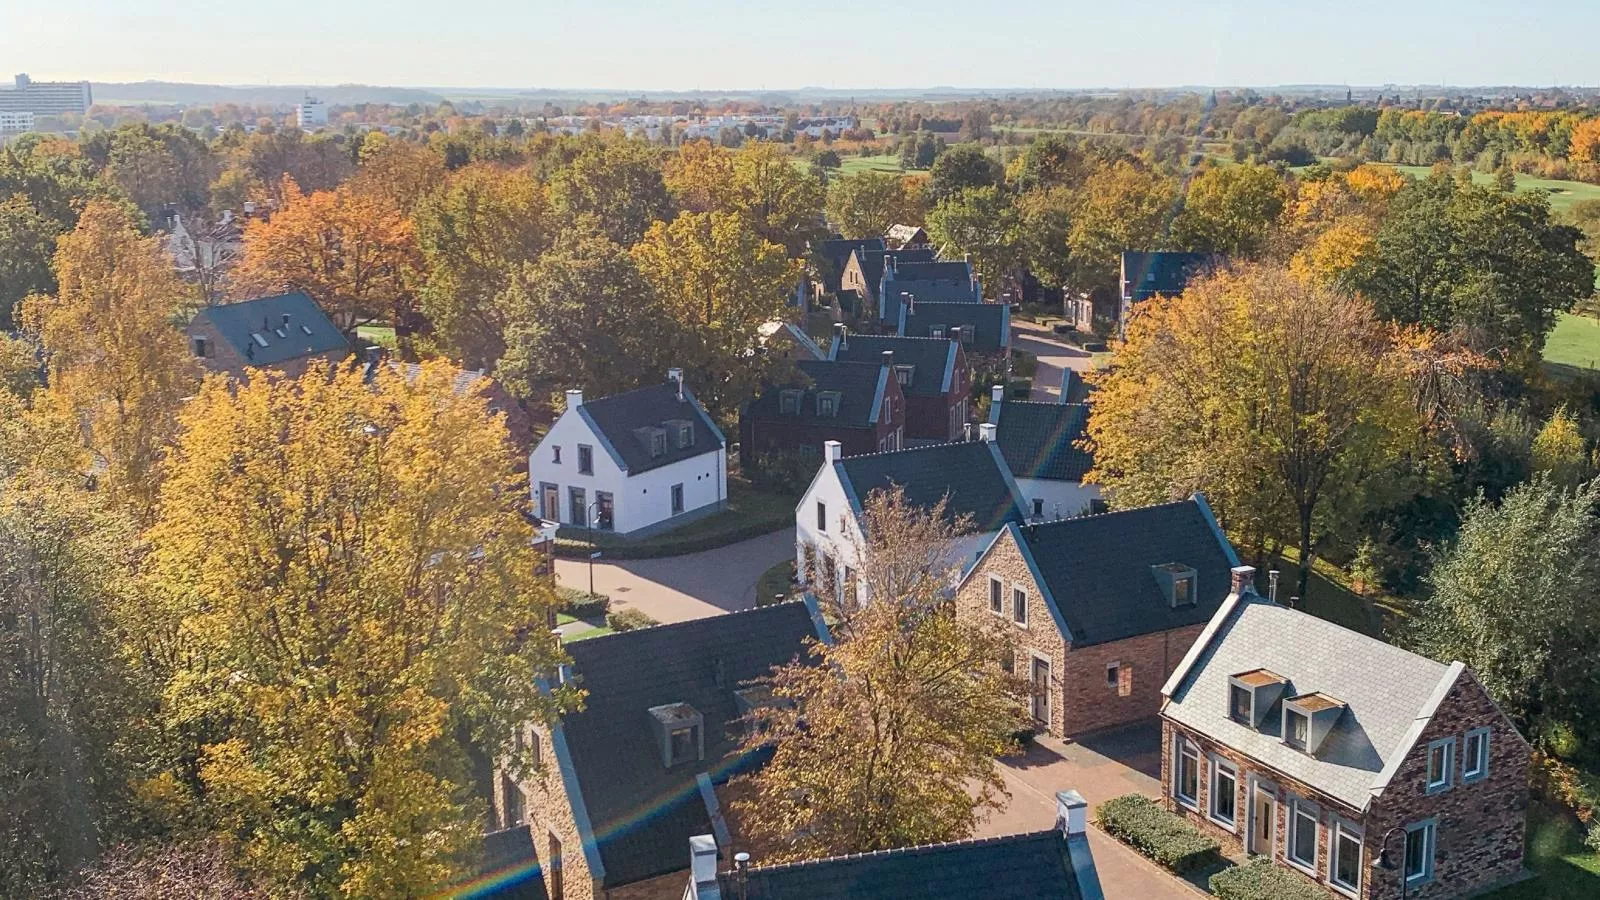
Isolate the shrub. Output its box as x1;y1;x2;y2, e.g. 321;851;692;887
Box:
1094;794;1221;874
607;607;659;632
1210;858;1327;900
556;587;610;620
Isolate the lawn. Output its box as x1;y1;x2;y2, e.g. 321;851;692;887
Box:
790;154;927;176
1264;549;1388;638
1380;165;1600;216
555;475;796;559
1544;312;1600;374
355;324;397;349
755;559;797;607
1483;800;1600;899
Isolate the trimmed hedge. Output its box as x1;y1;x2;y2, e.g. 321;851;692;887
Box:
1094;794;1222;875
1210;858;1327;900
554;512;788;560
607;607;659;632
556;587;610;620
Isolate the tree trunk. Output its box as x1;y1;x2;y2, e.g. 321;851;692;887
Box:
1297;509;1314;606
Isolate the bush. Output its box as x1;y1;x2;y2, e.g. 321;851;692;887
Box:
1094;794;1222;874
557;587;610;620
1210;858;1326;900
606;607;659;632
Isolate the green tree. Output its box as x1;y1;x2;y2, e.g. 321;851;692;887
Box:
927;143;1001;204
1172;163;1289;256
550;139;674;246
1067;160;1179;291
0;195;61;329
728;142;826;258
824;171;926;240
1531;405;1591;487
926;186;1021;293
1015;186;1076;291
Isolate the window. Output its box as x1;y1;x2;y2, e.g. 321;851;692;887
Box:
989;576;1003;614
1404;820;1436;885
1106;662;1120;689
1331;821;1363;893
548;832;565;900
552;445;562;464
596;491;614;531
501;772;525;828
250;332;270;348
1173;575;1193;605
1210;759;1238;829
569;487;586;527
1463;727;1490;783
1425;738;1455;793
190;335;208;357
677;423;693;448
931;326;946;339
1285;709;1310;750
895;365;913;386
1032;498;1044;517
650;430;667;458
1011;586;1027;625
817;394;837;417
670;483;684;515
779;389;802;415
816;501;827;531
1289;800;1319;869
1229;685;1252;723
577;444;593;475
1175;740;1200;809
669;727;697;765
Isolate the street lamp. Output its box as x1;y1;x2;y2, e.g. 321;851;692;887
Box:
1377;824;1409;900
584;499;606;598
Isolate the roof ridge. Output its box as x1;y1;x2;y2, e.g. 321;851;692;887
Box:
1237;594;1448;671
1002;400;1090;409
839;438;986;463
736;828;1060;875
844;334;955;343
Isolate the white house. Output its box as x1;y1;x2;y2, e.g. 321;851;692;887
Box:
988;384;1103;520
795;436;1028;604
529;369;727;539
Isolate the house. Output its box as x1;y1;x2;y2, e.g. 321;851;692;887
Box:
1119;251;1223;330
683;789;1104;900
839;247;935;319
739;359;905;468
468;824;551;900
371;357;536;461
757;321;827;362
884;223;930;249
796;435;1028;604
1063;287;1119;337
877;258;982;325
494;601;830;900
528;370;727;538
186;291;349;380
898;299;1010;356
987;384;1101;520
812;237;886;296
828;329;969;442
1160;568;1530;899
953;496;1238;739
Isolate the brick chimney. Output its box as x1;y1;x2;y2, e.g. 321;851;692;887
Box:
1230;565;1257;597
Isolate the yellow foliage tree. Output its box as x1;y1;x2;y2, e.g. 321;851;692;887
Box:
664;139;737;214
1344;163;1408;203
137;362;572;898
1569;118;1600;173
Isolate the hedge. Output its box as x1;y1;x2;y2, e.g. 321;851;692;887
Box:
1210;858;1327;900
606;607;659;632
556;587;610;620
1094;794;1222;875
554;514;789;560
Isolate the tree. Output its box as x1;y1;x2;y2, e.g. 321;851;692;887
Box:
928;143;1001;205
59;841;271;900
1086;264;1432;600
663;139;736;214
1409;477;1600;748
926;186;1021;293
1016;186;1076;292
347;135;448;216
824;171;927;240
1067;160;1179;291
0;195;61;329
234;178;422;335
20;201;198;516
1530;405;1591;487
550;139;674;246
731;487;1025;861
415;164;551;367
728;142;825;258
1172;163;1289;256
1568;117;1600;174
631;211;799;420
136;362;573;898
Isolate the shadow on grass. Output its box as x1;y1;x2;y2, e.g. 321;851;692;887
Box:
1483;800;1600;899
1265;555;1386;638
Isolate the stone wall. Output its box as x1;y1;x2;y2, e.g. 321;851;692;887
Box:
496;721;603;900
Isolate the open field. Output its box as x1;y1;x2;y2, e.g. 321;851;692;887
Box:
1381;165;1600;215
836;153;924;175
1544;313;1600;374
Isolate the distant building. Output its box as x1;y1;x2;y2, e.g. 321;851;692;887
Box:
884;223;930;249
296;95;328;129
1118;251;1224;332
0;111;34;134
0;74;91;117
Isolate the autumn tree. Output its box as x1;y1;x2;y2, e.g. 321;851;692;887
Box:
1172;163;1289;256
1530;405;1591;487
550;139;674;246
135;362;573;898
664;139;736;213
234;177;422;334
632;211;799;420
347;134;448;216
824;171;927;240
1067;160;1179;290
927;143;1002;204
731;487;1025;861
727;142;826;258
1086;264;1432;599
20;201;198;515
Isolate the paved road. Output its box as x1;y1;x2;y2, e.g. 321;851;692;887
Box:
1012;322;1100;402
555;527;795;624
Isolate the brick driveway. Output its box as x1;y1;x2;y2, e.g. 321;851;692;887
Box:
554;527;794;624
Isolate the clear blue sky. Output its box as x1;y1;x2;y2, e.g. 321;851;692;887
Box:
5;0;1598;90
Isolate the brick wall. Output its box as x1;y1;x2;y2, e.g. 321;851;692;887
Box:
187;316;348;382
497;722;603;900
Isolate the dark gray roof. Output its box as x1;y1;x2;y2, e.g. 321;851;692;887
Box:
994;402;1092;482
560;603;822;888
891;260;973;283
816;238;886;269
1012;498;1239;646
900;301;1008;352
579;381;725;476
837;441;1026;534
192;291;347;367
746;360;888;429
853;247;936;301
880;280;981;324
724;831;1082;900
830;335;957;397
1120;252;1223;301
474;825;551;900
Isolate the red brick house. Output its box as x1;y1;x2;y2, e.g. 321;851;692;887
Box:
739;359;905;468
828;329;968;443
952;495;1239;740
186;291;349;381
1159;568;1530;899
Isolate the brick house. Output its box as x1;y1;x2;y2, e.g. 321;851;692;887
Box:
811;237;885;297
1159;568;1530;899
493;601;831;900
186;290;349;380
839;247;934;323
739;359;905;469
828;330;969;443
876;258;982;325
952;496;1239;740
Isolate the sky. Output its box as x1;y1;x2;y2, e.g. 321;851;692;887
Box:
4;0;1598;91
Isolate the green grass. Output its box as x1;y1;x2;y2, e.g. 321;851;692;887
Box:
555;476;796;560
563;625;614;642
1483;801;1600;899
793;154;926;176
1264;550;1388;638
355;324;397;349
1380;165;1600;215
1544;313;1600;374
755;559;797;607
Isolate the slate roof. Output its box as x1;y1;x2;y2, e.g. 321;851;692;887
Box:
885;224;929;247
745;360;888;429
994;401;1092;482
816;237;886;270
560;602;823;888
473;825;551;900
579;381;725;476
1004;498;1239;646
852;247;935;301
891;260;973;284
900;301;1009;352
724;830;1083;900
830;335;957;398
192;291;347;367
1162;595;1459;811
836;440;1027;534
879;271;982;324
1120;251;1223;302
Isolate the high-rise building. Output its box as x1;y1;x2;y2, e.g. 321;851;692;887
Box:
296;95;328;129
0;111;35;134
0;73;92;116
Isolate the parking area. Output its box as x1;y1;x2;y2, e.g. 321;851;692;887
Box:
554;527;794;624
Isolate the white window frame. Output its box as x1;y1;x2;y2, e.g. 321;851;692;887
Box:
1208;757;1239;831
1328;818;1364;896
1287;797;1320;873
1425;737;1455;794
988;576;1004;615
1462;726;1491;783
1174;738;1200;810
1011;584;1028;626
1403;818;1437;886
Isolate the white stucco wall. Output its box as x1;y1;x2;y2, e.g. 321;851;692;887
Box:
1016;477;1103;522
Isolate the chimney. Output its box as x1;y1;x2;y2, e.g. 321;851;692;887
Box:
904;292;915;316
991;384;1004;406
979;422;997;442
364;345;381;365
733;852;751;900
281;312;291;328
824;440;843;463
881;349;893;368
565;389;584;410
1056;790;1088;838
1230;565;1257;597
835;322;848;351
1268;569;1280;603
668;367;685;400
688;834;719;897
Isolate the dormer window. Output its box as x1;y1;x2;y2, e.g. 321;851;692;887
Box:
779;389;803;415
895;365;913;386
1285;708;1309;749
931;326;946;339
1227;669;1287;729
817;391;840;417
648;703;705;768
651;429;667;458
1152;563;1198;608
1229;685;1252;723
676;422;693;448
1283;692;1347;756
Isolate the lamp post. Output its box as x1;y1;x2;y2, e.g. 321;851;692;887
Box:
1377;824;1409;900
584;499;605;598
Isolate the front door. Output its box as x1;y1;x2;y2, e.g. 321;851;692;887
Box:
1250;785;1275;855
1030;657;1051;729
540;483;559;522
